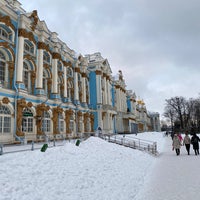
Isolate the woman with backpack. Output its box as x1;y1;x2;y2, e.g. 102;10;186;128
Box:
191;133;200;155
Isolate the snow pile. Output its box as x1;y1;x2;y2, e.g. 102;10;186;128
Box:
0;132;164;200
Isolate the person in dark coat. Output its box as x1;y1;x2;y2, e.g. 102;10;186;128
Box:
191;133;200;155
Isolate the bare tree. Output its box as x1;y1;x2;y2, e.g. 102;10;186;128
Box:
165;96;186;130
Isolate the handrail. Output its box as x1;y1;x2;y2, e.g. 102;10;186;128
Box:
100;134;158;156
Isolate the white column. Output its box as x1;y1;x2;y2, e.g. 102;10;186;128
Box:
36;46;43;88
16;35;24;82
107;80;111;105
82;74;86;103
52;58;58;93
104;76;107;104
63;67;67;97
96;71;102;104
74;67;79;102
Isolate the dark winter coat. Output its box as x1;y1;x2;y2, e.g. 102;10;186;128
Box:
191;135;200;150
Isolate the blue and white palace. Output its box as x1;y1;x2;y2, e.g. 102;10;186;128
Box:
0;0;160;144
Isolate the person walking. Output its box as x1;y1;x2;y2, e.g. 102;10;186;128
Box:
172;134;182;156
183;132;191;155
191;133;200;155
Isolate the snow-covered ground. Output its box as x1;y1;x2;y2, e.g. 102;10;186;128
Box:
0;132;199;200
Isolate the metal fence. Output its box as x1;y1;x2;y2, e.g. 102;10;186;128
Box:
100;134;158;156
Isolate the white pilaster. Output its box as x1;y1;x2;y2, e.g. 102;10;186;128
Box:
82;75;86;103
16;36;24;82
104;76;107;104
64;67;67;97
52;58;58;93
36;48;43;88
74;69;79;101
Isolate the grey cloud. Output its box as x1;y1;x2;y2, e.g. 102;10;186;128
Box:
20;0;200;116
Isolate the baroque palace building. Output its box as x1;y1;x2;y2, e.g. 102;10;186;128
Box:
0;0;160;144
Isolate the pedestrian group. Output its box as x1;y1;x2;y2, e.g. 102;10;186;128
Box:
172;132;200;156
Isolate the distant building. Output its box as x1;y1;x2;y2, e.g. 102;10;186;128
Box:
149;112;161;132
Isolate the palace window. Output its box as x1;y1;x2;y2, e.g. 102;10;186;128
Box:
67;68;73;77
24;40;34;55
41;111;51;133
23;62;31;93
0;105;11;134
0;51;9;88
58;113;64;133
0;51;6;85
43;70;48;95
22;108;33;132
0;26;12;42
43;51;50;64
69;115;74;133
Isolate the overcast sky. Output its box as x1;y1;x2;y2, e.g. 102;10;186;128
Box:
19;0;200;118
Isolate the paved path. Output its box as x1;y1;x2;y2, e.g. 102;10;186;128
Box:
135;136;200;200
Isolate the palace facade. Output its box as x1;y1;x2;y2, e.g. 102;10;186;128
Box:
0;0;160;144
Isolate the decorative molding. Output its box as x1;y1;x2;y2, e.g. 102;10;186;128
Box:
65;109;73;133
38;41;50;52
31;71;36;94
18;28;36;44
90;113;94;132
0;14;15;30
7;61;14;88
52;52;61;60
27;102;33;107
28;10;39;31
63;61;72;67
52;106;63;135
36;103;50;135
81;72;87;78
74;67;80;73
2;97;10;104
17;98;27;136
96;70;102;75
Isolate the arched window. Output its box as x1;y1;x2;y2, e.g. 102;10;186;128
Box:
67;68;73;77
43;70;48;95
24;40;34;55
0;50;9;88
0;26;12;42
69;114;74;133
67;80;74;101
22;108;33;132
42;111;51;133
43;51;50;64
23;62;31;93
0;51;6;85
58;113;64;133
58;61;63;72
0;105;11;134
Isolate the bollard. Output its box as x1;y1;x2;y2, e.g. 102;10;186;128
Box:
31;141;34;151
53;139;56;146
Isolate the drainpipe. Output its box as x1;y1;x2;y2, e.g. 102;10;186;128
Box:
13;11;23;143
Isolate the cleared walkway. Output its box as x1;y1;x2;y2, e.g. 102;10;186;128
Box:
135;136;200;200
